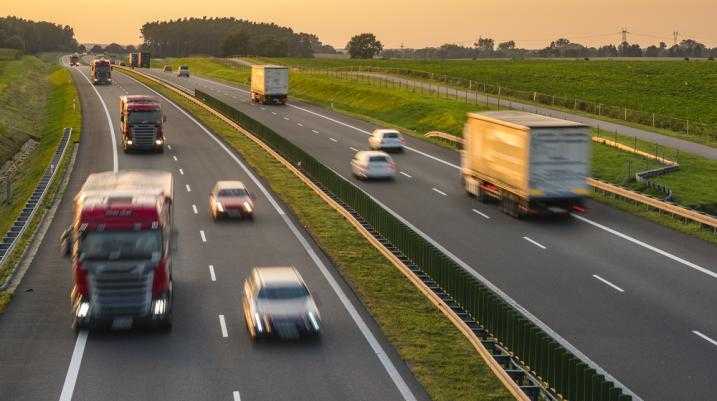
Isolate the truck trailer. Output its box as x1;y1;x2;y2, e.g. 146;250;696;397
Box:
138;52;151;68
90;59;112;85
70;170;174;331
462;111;590;218
119;95;166;152
250;65;288;105
128;52;138;67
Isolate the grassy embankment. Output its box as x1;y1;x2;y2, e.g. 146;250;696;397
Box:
0;56;81;312
123;67;513;401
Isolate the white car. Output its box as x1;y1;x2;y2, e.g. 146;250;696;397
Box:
368;129;405;152
351;151;396;180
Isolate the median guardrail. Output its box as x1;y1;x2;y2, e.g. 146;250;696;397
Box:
192;90;637;401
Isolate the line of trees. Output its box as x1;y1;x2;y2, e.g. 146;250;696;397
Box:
381;37;717;59
0;16;78;54
140;17;335;58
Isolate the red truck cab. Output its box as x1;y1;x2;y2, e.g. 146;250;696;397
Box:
70;171;174;331
119;95;166;153
90;59;112;85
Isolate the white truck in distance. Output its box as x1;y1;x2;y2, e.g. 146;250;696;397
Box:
250;65;288;105
462;111;590;218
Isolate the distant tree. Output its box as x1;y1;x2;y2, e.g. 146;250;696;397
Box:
711;47;717;58
104;43;125;54
347;33;383;59
618;41;642;57
221;31;251;56
474;37;494;56
90;44;103;53
126;44;136;53
4;35;25;51
597;44;618;57
0;16;78;53
498;40;515;50
645;45;660;57
77;44;86;53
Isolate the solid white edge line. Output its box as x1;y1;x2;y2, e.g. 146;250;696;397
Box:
233;390;241;401
185;184;191;192
572;214;717;279
192;204;198;214
472;208;490;219
124;75;417;401
592;274;625;293
209;265;216;281
523;236;547;250
58;331;88;401
200;230;207;243
218;315;229;338
74;66;118;173
431;187;447;196
693;330;717;347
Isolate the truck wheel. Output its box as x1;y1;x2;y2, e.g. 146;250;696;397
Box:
477;186;490;203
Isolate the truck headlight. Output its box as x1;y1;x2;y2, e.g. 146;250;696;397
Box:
153;299;166;315
243;202;253;213
155;139;163;145
77;302;90;318
254;312;263;332
127;140;133;145
215;202;224;212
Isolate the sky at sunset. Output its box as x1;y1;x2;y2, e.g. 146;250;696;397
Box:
3;0;715;48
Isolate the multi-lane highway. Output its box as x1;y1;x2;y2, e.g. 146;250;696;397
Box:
0;57;429;401
141;67;717;401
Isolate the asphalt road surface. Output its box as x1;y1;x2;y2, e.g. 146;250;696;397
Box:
0;57;429;401
141;67;717;401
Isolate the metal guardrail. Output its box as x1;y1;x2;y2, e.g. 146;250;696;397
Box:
193;90;637;401
0;128;71;267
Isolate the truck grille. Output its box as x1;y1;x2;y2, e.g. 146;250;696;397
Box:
131;125;157;147
89;266;154;317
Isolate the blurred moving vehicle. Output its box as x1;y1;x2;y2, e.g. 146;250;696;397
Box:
138;52;151;68
369;129;405;152
250;65;288;105
177;65;190;77
127;52;139;68
90;59;112;85
462;111;590;218
69;54;80;66
162;65;173;72
69;170;174;331
119;95;166;152
351;151;396;180
243;267;321;340
209;180;255;220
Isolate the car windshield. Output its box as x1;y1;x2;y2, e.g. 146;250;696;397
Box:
80;230;161;260
369;156;388;163
383;132;399;138
128;110;161;124
218;188;248;197
258;285;309;300
180;66;189;70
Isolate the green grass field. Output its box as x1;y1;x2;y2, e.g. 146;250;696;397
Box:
124;68;514;401
258;57;717;129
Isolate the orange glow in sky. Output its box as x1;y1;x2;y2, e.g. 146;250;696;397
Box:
2;0;715;48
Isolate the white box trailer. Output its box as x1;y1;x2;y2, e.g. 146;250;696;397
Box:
462;111;590;217
250;65;288;105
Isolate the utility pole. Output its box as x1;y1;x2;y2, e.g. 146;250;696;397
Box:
672;30;679;45
620;27;630;43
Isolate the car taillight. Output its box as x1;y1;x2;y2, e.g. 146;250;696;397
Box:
74;262;89;297
152;259;169;296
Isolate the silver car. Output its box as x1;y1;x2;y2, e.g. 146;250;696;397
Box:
369;129;405;152
351;151;396;180
243;267;321;340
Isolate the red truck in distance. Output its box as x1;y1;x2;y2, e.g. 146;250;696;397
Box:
90;59;112;85
119;95;166;152
70;170;174;331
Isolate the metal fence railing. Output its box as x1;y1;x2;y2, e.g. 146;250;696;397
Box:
296;66;716;140
195;89;637;401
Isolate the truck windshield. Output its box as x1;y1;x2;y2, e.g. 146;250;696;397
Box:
258;285;309;300
128;110;161;124
218;188;248;197
80;230;161;260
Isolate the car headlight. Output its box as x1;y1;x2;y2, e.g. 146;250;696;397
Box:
215;201;224;212
243;201;253;213
307;311;320;330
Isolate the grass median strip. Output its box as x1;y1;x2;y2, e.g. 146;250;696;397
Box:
123;68;514;401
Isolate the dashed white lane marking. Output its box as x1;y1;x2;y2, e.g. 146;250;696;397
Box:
271;112;277;115
349;147;360;152
432;188;447;196
329;137;338;142
260;107;266;110
523;236;547;250
572;214;717;280
233;390;241;401
693;330;717;347
186;184;191;192
472;209;490;219
400;171;412;178
192;204;198;214
283;116;290;120
218;315;229;338
209;265;216;281
311;129;319;134
592;274;625;293
297;123;303;127
179;168;184;175
172;155;178;161
167;145;172;150
200;230;207;242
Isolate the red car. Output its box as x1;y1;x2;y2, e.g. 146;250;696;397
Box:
209;181;255;220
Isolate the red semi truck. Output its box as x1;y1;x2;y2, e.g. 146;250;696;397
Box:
70;170;174;331
119;95;166;152
69;54;80;66
90;59;112;85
